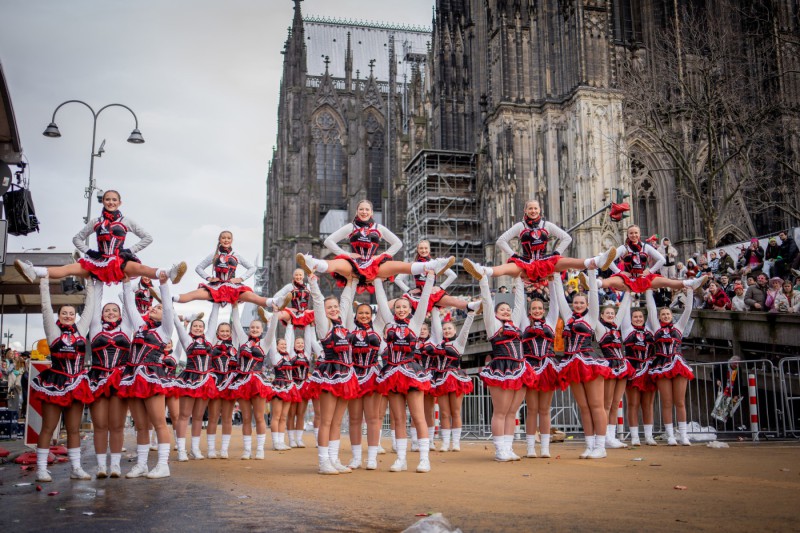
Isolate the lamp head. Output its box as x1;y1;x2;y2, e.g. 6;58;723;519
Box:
127;128;145;144
43;122;61;138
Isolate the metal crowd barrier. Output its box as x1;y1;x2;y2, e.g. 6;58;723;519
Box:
779;357;800;438
324;358;792;442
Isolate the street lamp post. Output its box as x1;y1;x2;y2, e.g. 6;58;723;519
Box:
42;100;145;224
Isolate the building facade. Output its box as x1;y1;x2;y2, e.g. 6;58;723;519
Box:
263;0;800;295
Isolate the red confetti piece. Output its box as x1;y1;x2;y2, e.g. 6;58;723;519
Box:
48;491;59;496
674;485;688;490
36;485;43;492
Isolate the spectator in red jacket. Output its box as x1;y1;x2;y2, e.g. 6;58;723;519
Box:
705;281;732;310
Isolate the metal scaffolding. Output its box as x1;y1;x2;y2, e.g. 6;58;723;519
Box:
404;150;481;297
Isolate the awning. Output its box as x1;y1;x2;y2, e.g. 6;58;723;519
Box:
0;252;87;314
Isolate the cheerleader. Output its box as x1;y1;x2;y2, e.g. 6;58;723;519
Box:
269;331;302;451
223;306;278;459
174;231;267;307
339;280;384;470
519;275;562;458
170;311;217;461
428;307;475;453
32;277;96;482
601;225;709;293
649;285;699;446
373;271;437;472
134;277;160;315
117;272;175;478
286;330;319;448
462;200;616;284
15;190;186;285
87;279;134;478
205;304;242;459
593;286;634;450
306;275;360;474
296;199;455;292
270;269;316;328
394;240;482;314
553;269;612;459
621;291;658;446
475;272;528;462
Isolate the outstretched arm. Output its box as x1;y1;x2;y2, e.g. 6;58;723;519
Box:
645;290;659;333
323;224;354;257
207;304;221;343
271;283;293;306
75;278;96;337
122;217;153;255
553;275;572;323
619;290;634;338
587;269;600;331
608;245;627;274
172;314;192;350
309;276;332;339
88;279;104;338
340;278;357;330
261;309;281;360
545;277;560;330
511;274;527;328
453;312;476;354
409;271;435;336
439;268;457;291
156;282;175;340
230;304;246;346
645;244;666;273
676;288;694;336
122;280;145;331
285;325;296;358
479;276;499;336
393;274;411;293
429;307;443;345
39;279;58;343
372;278;394;326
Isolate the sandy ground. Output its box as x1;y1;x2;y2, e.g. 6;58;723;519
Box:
3;430;800;532
171;431;800;532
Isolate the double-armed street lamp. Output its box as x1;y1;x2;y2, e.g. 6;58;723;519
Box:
42;100;145;224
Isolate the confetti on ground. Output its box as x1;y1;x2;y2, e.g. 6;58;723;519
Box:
674;485;688;490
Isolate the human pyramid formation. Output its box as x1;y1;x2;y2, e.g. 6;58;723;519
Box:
15;192;709;480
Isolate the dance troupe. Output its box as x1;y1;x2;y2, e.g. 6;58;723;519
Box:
15;191;709;480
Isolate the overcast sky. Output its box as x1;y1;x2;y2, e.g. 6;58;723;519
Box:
0;0;432;350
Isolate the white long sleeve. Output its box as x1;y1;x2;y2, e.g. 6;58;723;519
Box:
207;304;221;343
676;290;694;336
40;279;59;343
439;268;457;290
479;276;499;336
262;308;281;363
394;274;411;293
235;252;257;281
172;314;192;351
272;283;293;305
587;269;600;330
89;279;105;338
122;281;146;331
309;277;332;339
619;291;635;338
545;277;561;331
511;274;527;328
429;308;443;345
323;224;355;257
230;305;246;347
75;281;96;338
372;278;394;327
408;272;435;336
155;283;174;341
544;221;572;255
553;275;572;323
453;313;476;354
496;222;524;257
71;221;96;254
122;217;153;254
645;290;660;334
340;279;358;330
195;252;216;280
644;243;666;273
376;224;402;257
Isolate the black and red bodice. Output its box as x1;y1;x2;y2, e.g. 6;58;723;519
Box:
621;242;649;277
290;282;310;311
598;321;625;360
489;321;524;360
521;318;555;359
348;222;382;260
51;325;88;376
184;337;213;374
384;319;418;365
291;353;310;383
212;248;239;282
94;215;128;258
518;217;550;261
654;323;683;358
624;326;653;363
129;326;168;366
237;338;267;374
320;321;353;365
562;313;594;355
348;323;381;368
90;330;131;371
211;340;237;374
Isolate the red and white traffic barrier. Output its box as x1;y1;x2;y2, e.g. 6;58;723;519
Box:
617;399;625;438
748;373;759;441
25;360;60;449
514;406;522;439
433;400;440;439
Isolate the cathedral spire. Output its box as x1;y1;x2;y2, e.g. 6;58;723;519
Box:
345;31;353;87
283;0;306;87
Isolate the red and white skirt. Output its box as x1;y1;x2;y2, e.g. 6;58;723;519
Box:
430;369;473;397
508;255;560;285
479;357;529;391
282;308;316;328
331;253;393;293
376;362;431;395
649;354;695;381
87;366;124;399
403;288;447;314
31;371;94;407
611;272;662;293
558;352;612;386
221;372;274;401
524;357;563;392
78;254;132;284
199;281;253;305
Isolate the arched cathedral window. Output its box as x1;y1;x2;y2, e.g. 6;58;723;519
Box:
613;0;642;45
365;114;384;211
631;156;659;237
312;111;346;211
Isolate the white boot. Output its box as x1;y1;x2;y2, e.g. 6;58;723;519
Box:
390;439;408;472
678;422;691;446
494;436;512;462
589;436;607;459
525;434;537;458
540;434;551;458
317;447;338;475
506;435;521;461
579;436;594;459
439;429;451;452
166;262;188;284
666;424;678;446
644;424;657;446
416;439;431;473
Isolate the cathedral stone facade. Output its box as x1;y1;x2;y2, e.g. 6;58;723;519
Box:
263;0;800;295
